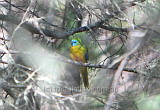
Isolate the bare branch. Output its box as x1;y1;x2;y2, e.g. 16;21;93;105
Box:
100;25;127;32
104;57;129;110
0;13;128;39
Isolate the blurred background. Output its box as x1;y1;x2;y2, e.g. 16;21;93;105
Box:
0;0;160;110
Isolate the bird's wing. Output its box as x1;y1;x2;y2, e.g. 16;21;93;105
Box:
84;46;89;61
85;52;89;61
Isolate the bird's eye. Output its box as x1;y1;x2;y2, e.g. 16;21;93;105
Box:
71;40;78;45
72;41;77;43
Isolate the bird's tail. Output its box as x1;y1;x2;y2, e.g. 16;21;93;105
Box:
80;67;89;88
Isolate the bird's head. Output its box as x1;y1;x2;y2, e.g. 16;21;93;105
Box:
71;38;82;46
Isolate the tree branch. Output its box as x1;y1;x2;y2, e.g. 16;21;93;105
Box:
0;14;127;39
1;0;147;40
100;25;127;32
104;57;129;110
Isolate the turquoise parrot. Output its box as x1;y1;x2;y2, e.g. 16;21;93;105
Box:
70;38;89;88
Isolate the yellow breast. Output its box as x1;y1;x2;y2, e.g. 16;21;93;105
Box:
70;45;86;62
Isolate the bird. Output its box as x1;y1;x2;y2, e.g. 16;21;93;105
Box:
70;38;89;88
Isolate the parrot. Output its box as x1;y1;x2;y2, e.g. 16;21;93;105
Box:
70;38;89;88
